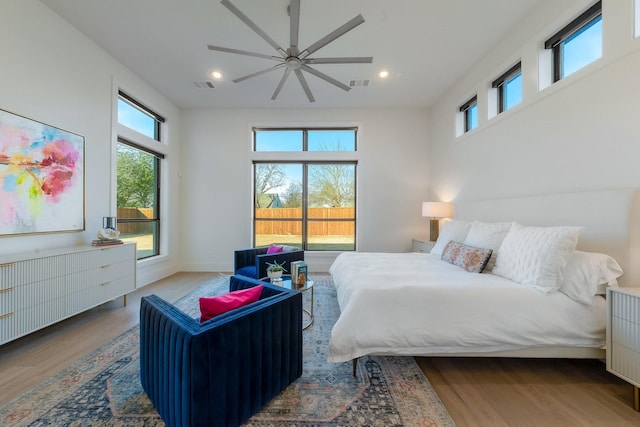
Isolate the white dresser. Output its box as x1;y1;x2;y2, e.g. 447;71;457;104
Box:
0;243;136;345
606;287;640;411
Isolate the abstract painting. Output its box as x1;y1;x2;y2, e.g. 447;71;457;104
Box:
0;109;84;236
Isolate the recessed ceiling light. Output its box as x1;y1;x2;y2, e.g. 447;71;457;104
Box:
378;70;389;78
210;71;223;80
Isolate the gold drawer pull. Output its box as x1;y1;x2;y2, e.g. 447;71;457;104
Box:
100;281;111;286
100;264;111;269
0;287;14;294
0;312;14;320
0;262;16;268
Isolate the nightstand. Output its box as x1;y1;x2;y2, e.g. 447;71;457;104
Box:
607;287;640;411
412;238;435;253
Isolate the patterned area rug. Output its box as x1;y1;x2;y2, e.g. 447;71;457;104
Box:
0;275;456;426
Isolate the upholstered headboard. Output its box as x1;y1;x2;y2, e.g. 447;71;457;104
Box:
455;189;640;287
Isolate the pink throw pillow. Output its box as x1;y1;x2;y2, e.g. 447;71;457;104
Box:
266;244;284;254
199;285;264;322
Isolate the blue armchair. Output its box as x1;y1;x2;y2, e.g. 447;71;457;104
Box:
139;275;303;427
234;245;304;279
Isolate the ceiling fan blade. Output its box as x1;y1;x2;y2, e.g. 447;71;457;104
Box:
289;0;300;55
294;69;315;103
271;68;292;100
301;65;351;92
207;45;282;61
305;57;373;64
299;14;365;59
220;0;287;56
233;63;286;83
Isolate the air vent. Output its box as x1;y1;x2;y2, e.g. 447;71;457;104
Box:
194;81;215;89
348;79;370;87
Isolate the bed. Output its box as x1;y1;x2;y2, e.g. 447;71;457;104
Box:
328;189;640;364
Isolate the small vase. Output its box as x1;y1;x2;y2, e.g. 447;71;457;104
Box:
267;270;283;280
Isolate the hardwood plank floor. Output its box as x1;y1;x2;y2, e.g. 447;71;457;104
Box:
1;271;639;426
417;357;640;426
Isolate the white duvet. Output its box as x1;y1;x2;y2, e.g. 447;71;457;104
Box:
328;252;606;363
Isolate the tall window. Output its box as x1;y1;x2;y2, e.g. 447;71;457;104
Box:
459;96;478;133
253;129;357;251
492;62;522;113
116;92;165;259
545;1;602;82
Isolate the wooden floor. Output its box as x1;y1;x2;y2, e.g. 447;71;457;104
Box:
418;357;640;426
1;272;639;427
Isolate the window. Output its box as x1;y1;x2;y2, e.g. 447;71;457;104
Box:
116;140;163;259
253;129;357;251
636;0;640;38
254;128;356;151
116;92;165;260
459;96;478;132
117;91;164;140
492;62;522;113
545;1;602;82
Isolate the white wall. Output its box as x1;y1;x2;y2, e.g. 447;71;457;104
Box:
179;108;430;272
429;0;640;205
0;0;182;286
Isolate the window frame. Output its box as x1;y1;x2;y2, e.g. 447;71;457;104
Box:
459;95;478;133
544;1;602;83
492;62;522;113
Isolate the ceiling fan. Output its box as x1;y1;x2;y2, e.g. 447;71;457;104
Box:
208;0;373;102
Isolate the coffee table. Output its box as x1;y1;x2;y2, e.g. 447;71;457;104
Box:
264;275;314;330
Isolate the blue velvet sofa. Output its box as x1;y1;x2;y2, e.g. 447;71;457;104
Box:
234;245;304;279
139;275;303;427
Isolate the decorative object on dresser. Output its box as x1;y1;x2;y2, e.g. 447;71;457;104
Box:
607;287;640;411
102;216;117;230
0;243;136;345
421;201;453;241
0;108;85;236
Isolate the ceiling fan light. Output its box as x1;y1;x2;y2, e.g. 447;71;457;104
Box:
378;70;389;78
210;71;223;80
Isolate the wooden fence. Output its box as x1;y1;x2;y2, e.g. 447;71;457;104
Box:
116;207;155;234
256;207;354;236
115;207;354;236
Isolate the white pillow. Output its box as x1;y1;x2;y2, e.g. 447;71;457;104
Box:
559;250;623;304
430;220;475;257
492;223;583;293
463;221;514;272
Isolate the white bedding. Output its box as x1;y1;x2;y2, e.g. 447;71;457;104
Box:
328;252;606;363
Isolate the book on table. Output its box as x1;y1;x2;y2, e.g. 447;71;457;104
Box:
291;261;308;288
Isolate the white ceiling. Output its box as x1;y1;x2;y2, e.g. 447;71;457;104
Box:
41;0;544;110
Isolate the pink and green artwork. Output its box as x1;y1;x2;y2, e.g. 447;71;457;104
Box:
0;109;84;236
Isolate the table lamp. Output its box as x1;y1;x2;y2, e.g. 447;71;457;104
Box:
422;202;452;242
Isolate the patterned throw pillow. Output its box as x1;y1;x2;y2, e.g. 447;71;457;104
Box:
441;241;493;273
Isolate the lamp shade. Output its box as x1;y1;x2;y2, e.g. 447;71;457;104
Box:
422;202;452;218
